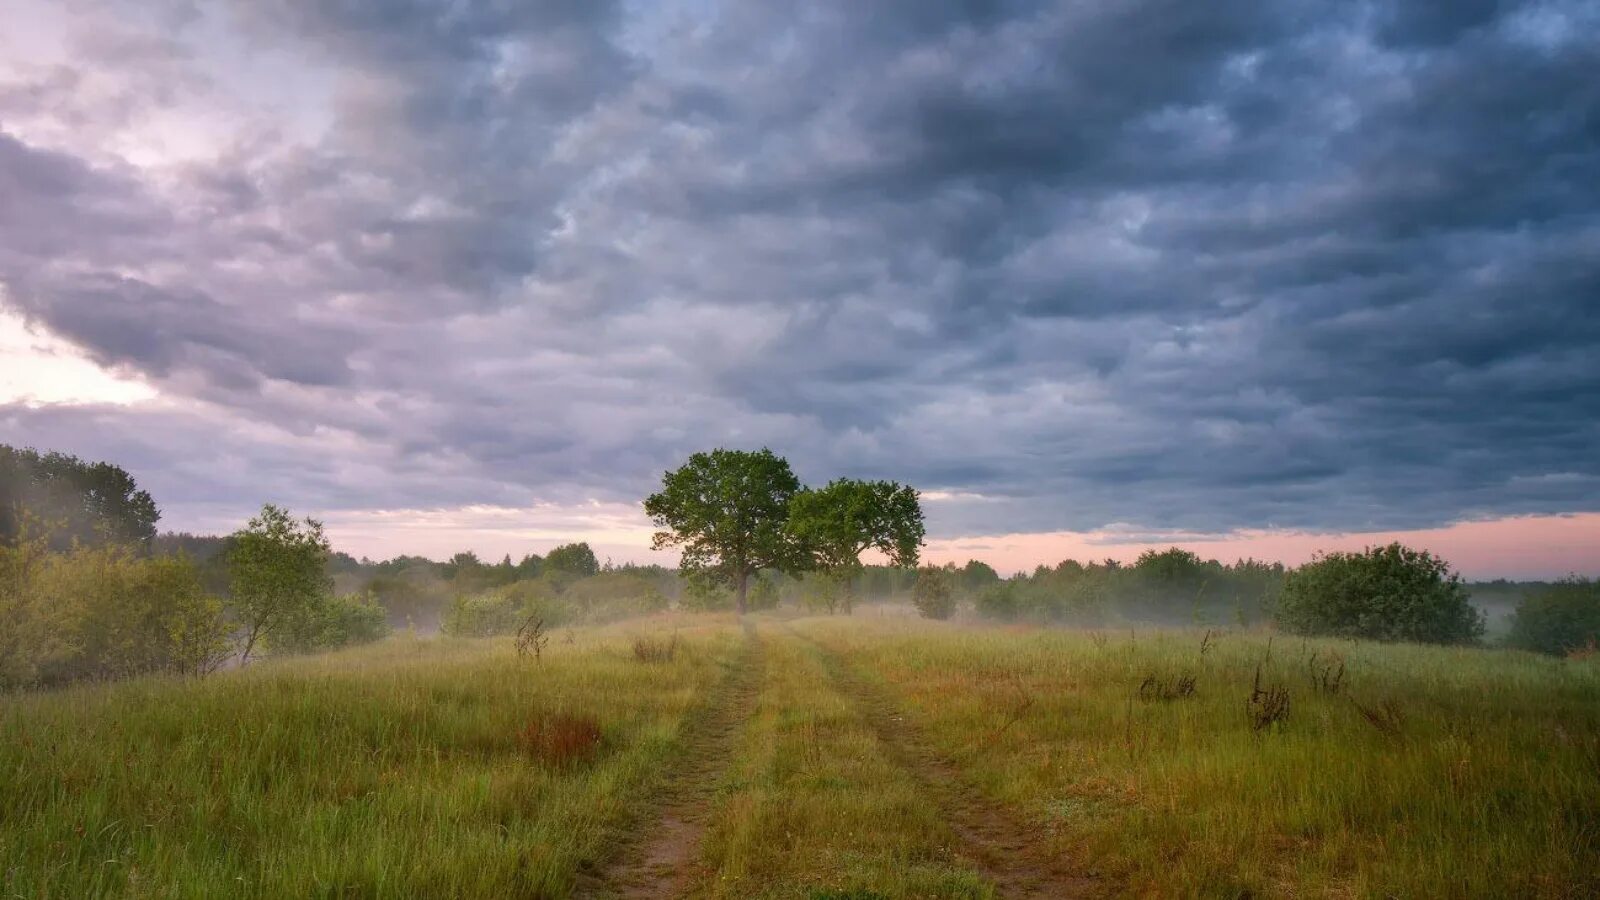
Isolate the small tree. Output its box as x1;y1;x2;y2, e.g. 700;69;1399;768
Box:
227;504;332;663
1276;543;1483;645
1507;578;1600;656
644;448;807;614
912;564;957;620
788;479;924;614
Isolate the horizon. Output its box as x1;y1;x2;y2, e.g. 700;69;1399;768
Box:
4;1;1597;580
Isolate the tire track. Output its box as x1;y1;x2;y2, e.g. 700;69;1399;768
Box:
794;627;1101;900
576;621;764;899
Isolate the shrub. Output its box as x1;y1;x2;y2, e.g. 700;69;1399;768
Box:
561;573;665;622
973;581;1020;621
1507;578;1600;656
268;591;390;654
912;565;957;620
1276;543;1483;645
1;534;231;687
441;590;524;637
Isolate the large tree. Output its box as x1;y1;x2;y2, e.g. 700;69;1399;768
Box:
227;504;332;663
787;478;925;613
644;448;805;614
0;445;159;549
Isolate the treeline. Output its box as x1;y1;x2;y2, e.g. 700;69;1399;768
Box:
940;549;1285;626
5;444;1596;689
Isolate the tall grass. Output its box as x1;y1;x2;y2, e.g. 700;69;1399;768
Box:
796;617;1600;899
0;615;742;898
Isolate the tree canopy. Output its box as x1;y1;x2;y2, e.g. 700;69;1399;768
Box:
1276;543;1483;645
788;478;924;612
227;504;333;663
644;448;807;613
545;542;599;577
1;445;160;549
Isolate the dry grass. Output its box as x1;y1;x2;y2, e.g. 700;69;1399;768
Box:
633;633;680;663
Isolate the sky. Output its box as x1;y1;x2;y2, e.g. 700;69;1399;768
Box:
0;0;1596;579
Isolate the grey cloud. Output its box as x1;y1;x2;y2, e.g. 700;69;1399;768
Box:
0;0;1596;543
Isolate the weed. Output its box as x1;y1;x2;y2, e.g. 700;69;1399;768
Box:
984;670;1036;744
514;616;549;661
518;713;604;768
1199;629;1216;657
1351;697;1405;738
1138;673;1197;702
1247;664;1290;732
1307;652;1345;695
632;634;679;663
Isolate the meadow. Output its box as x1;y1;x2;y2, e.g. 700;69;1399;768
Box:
2;612;1596;898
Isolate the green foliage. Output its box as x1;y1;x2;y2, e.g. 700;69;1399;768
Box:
788;478;924;613
267;591;390;654
1507;577;1600;655
544;542;600;577
645;448;806;612
441;589;528;637
561;572;667;621
959;559;1000;593
226;504;333;662
0;445;161;549
911;564;957;620
1276;543;1484;645
747;574;781;611
973;580;1020;621
0;529;230;688
680;571;736;611
964;552;1284;626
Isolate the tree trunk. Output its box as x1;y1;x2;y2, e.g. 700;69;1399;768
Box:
735;570;749;615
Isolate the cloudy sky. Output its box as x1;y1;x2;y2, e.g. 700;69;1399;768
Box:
2;0;1596;577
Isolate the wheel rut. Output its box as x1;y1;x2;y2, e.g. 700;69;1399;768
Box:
795;627;1101;900
576;621;763;899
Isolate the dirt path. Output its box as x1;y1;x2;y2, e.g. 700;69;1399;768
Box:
576;622;764;899
797;628;1101;900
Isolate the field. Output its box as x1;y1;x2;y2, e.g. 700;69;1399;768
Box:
2;613;1597;899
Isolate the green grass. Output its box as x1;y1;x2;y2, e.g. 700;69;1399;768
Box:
794;617;1600;898
0;614;744;898
690;630;989;898
3;612;1597;898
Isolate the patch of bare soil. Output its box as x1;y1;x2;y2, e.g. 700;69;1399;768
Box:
575;622;764;899
802;631;1103;900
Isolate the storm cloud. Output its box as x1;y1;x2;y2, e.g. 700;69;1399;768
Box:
1;0;1597;541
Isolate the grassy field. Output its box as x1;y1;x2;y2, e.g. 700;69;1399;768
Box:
2;613;1597;898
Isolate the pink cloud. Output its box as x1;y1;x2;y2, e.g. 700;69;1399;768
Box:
923;514;1600;581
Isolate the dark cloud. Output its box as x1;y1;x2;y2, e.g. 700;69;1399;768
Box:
1;0;1597;540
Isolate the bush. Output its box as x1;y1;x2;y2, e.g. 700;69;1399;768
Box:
912;565;957;620
973;580;1020;621
441;589;525;637
441;581;579;637
1276;543;1483;645
562;573;666;622
0;534;231;687
268;591;391;654
1507;578;1600;656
